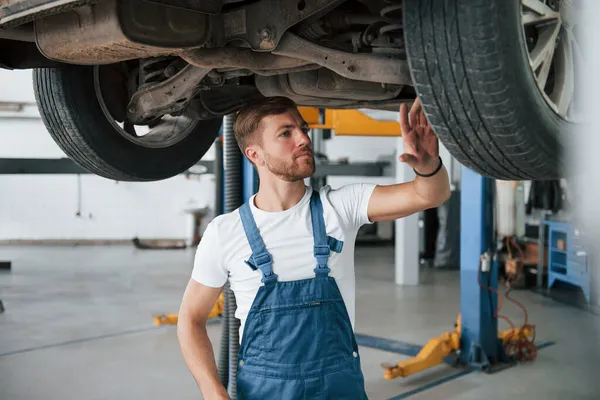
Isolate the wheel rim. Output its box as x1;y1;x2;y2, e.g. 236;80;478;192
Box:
93;64;198;149
521;0;584;122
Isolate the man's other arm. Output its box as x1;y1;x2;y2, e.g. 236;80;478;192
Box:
367;98;451;222
177;279;229;400
367;165;450;222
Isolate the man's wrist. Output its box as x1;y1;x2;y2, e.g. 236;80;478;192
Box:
414;156;443;177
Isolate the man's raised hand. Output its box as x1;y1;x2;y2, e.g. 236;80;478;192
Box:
398;97;440;175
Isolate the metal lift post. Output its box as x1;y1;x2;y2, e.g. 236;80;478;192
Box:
380;166;528;380
459;167;504;369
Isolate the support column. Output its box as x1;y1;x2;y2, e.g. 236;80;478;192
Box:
242;158;258;202
458;167;502;368
394;138;419;285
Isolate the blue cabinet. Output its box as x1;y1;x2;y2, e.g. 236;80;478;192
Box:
544;220;590;303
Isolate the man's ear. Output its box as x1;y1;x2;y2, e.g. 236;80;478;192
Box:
245;145;264;166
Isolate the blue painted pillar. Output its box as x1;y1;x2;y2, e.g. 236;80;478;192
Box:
458;167;502;369
242;158;258;202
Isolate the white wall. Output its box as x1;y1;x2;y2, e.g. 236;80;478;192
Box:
0;174;215;241
323;124;456;190
325;134;398;189
0;70;216;241
2;69;35;103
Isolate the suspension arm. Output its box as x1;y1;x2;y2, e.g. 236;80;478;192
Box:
126;64;211;123
271;32;412;85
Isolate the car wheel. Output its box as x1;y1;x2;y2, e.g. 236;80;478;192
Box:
403;0;582;180
32;63;222;181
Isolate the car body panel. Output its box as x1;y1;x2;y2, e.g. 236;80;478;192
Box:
0;0;92;28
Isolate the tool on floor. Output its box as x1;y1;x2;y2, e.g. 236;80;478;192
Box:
153;293;224;326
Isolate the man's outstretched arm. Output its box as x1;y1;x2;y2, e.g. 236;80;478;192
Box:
367;98;451;222
177;279;229;400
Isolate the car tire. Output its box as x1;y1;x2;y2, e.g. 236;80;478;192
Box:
403;0;575;180
32;65;222;182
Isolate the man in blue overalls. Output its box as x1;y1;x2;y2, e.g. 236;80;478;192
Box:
177;96;451;399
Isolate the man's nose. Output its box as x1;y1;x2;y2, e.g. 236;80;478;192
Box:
295;128;311;147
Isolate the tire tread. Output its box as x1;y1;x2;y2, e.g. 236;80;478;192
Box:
403;0;563;179
32;67;221;182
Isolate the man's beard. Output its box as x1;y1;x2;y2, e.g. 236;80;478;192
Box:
263;151;315;182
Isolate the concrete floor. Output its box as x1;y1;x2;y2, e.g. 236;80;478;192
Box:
0;244;599;400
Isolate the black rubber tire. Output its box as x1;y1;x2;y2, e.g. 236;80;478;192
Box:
403;0;571;180
32;65;222;182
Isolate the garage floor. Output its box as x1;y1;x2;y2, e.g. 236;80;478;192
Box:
1;245;598;400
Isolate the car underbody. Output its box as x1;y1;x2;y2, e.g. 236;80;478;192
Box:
0;0;584;181
1;0;416;122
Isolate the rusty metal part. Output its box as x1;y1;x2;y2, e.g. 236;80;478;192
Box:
287;68;401;100
216;0;345;51
34;0;209;64
127;64;212;123
299;13;385;40
256;68;401;101
35;1;173;64
213;64;322;80
180;47;314;71
0;0;94;28
255;67;411;108
250;64;321;76
272;32;412;85
257;83;360;107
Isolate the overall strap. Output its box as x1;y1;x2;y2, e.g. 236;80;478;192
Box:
239;202;278;286
309;191;331;277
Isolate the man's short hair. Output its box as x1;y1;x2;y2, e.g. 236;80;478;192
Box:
233;96;299;152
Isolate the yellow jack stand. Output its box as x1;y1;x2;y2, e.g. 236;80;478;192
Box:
381;315;535;379
152;293;224;326
381;315;461;379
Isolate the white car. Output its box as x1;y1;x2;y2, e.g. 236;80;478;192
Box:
0;0;581;181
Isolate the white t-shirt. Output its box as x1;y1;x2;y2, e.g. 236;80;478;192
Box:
191;183;376;340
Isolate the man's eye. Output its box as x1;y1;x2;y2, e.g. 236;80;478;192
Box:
280;131;290;137
301;127;310;135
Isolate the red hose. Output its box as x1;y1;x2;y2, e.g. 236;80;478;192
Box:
502;237;538;361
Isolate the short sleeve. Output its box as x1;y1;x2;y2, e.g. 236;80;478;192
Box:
325;183;377;231
191;220;228;288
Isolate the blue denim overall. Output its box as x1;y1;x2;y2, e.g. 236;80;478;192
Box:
236;191;368;400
